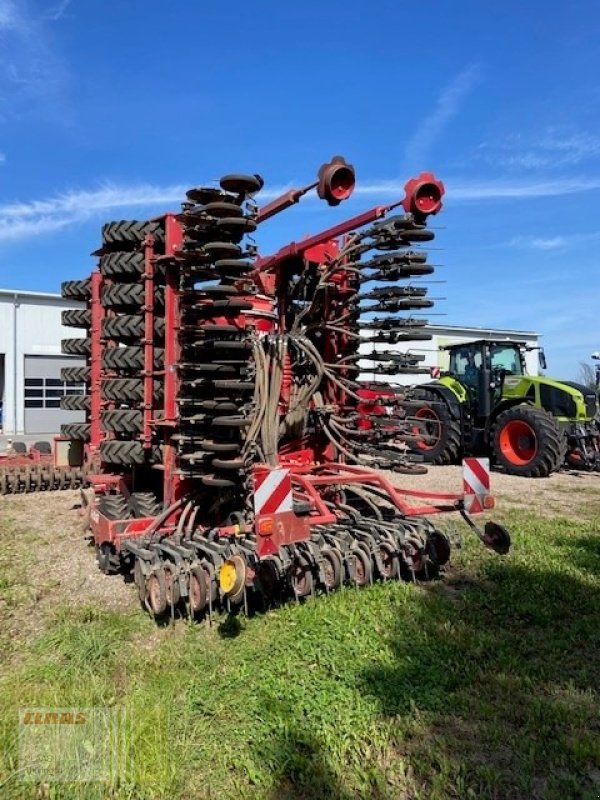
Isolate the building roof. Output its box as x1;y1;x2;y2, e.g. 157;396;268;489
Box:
0;288;65;301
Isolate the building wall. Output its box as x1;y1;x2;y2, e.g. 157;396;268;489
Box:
0;292;85;435
359;324;540;385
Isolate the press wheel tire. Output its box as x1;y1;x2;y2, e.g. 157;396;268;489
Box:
61;279;91;300
102;220;165;249
102;346;164;372
62;309;91;328
60;394;90;411
61;366;90;383
102;315;164;341
492;405;565;478
102;283;164;309
100;440;162;466
410;389;461;465
101;410;142;434
102;378;163;404
60;423;90;441
61;337;91;356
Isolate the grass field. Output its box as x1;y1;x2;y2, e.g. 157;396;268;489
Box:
1;486;600;799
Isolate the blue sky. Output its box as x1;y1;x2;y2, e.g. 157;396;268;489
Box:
0;0;599;378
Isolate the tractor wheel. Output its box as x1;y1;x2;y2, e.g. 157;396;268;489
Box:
492;405;565;478
410;389;461;465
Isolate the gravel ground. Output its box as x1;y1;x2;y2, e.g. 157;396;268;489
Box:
1;465;598;657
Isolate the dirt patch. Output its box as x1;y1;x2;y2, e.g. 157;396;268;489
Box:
0;490;138;657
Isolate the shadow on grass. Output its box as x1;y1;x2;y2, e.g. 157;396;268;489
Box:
256;550;600;800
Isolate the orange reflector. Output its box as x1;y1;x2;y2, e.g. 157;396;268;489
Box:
258;518;274;536
483;496;495;510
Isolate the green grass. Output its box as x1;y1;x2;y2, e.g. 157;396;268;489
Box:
1;507;600;799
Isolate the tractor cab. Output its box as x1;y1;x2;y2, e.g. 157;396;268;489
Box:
444;340;532;424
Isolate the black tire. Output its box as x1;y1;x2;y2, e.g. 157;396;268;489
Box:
102;347;164;372
102;315;164;341
101;220;164;249
98;494;130;520
100;440;162;466
61;337;91;356
101;378;163;404
492;405;565;478
61;279;91;300
410;388;461;465
62;309;91;328
101;283;164;309
61;366;90;383
101;410;142;434
60;423;90;441
33;441;52;455
60;394;90;411
129;492;162;518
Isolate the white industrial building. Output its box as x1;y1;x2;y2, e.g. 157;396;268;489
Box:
0;289;85;436
0;287;540;436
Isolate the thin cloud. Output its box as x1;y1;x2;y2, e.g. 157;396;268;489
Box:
0;153;5;164
0;0;70;123
403;64;483;169
508;231;600;251
477;128;600;170
43;0;73;21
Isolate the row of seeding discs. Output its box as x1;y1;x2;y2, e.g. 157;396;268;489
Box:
174;175;262;498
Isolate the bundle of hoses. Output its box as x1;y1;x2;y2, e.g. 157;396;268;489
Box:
286;211;440;472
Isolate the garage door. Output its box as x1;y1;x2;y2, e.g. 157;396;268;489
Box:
24;355;86;434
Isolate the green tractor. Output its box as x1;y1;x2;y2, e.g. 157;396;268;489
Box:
411;339;600;477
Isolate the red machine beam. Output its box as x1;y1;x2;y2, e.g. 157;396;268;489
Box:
255;202;403;271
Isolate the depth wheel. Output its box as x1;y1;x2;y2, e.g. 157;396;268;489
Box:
321;548;342;591
290;560;314;598
188;566;207;615
349;547;372;587
146;568;167;616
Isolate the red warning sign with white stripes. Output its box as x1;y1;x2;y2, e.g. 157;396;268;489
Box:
254;468;293;516
253;467;309;558
462;457;491;514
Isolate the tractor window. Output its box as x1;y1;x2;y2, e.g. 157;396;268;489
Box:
449;347;482;386
490;345;523;376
